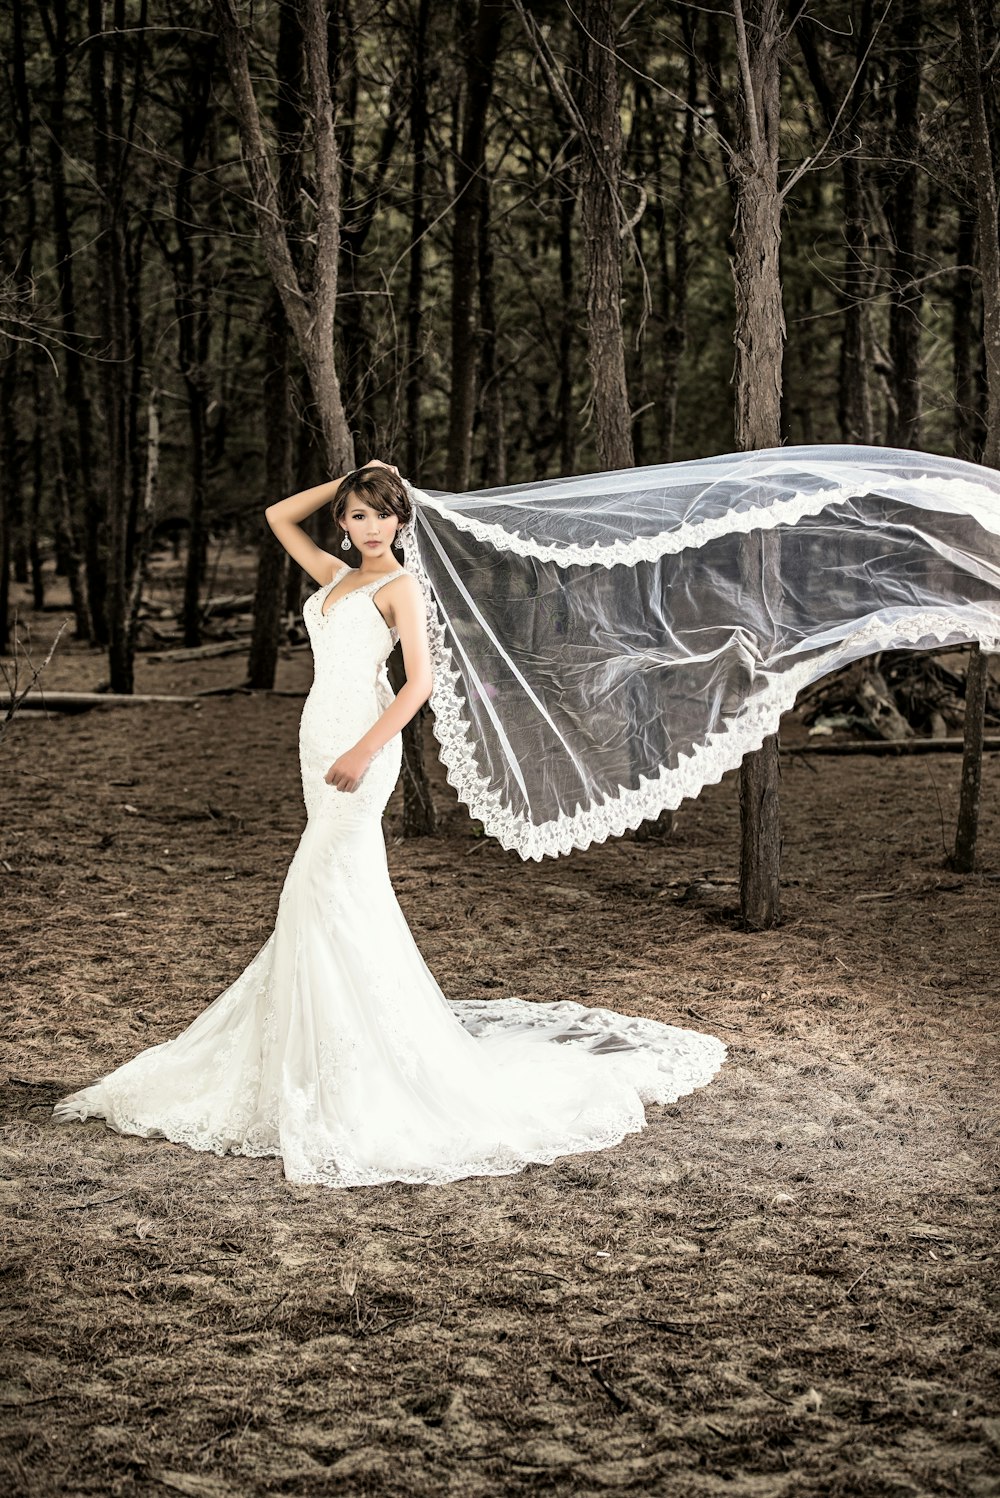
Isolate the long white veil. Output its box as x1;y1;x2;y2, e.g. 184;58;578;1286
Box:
399;444;1000;861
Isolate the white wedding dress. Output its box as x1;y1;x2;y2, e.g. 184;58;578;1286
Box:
53;562;727;1187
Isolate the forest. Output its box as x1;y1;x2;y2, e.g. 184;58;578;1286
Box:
2;0;997;676
3;3;1000;1496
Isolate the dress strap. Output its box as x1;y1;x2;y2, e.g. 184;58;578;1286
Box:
365;569;406;598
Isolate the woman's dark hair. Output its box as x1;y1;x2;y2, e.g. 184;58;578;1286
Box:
332;467;412;540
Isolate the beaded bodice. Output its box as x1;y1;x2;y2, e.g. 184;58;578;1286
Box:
305;564;402;679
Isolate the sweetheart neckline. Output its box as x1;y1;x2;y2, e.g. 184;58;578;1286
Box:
318;566;405;619
316;571;402;638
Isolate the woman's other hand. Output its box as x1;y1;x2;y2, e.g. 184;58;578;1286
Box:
324;745;374;792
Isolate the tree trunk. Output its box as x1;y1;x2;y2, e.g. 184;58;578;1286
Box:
953;206;981;460
731;0;785;931
953;0;1000;872
886;0;923;449
43;0;100;640
213;0;353;475
248;0;300;692
557;146;577;475
404;0;430;479
574;0;634;472
445;0;505;492
796;1;875;444
249;289;292;691
90;0;138;693
156;50;218;651
665;17;697;463
478;178;505;487
0;357;17;656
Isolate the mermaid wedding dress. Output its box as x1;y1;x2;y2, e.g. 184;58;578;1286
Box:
53;561;726;1187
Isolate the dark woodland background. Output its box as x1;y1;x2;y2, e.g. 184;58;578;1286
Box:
2;0;997;687
4;10;1000;1491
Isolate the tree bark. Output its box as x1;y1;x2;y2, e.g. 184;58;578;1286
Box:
953;206;982;460
249;289;293;691
953;0;1000;872
478;177;506;486
574;0;634;472
249;0;301;691
90;0;144;693
730;0;786;930
795;1;875;444
557;144;578;475
0;357;16;656
212;0;353;474
338;25;402;461
42;0;99;642
885;0;923;449
404;0;431;479
445;0;505;492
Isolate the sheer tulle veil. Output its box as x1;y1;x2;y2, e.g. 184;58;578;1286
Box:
397;443;1000;861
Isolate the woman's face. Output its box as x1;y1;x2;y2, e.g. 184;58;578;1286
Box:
341;498;400;558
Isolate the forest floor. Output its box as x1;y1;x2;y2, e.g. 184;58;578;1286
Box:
2;560;999;1498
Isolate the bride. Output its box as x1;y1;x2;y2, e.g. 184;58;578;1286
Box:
53;459;727;1188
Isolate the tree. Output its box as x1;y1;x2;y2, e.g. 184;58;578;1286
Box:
89;0;153;693
153;34;220;648
212;0;353;474
445;0;505;492
884;0;924;449
953;0;1000;871
706;0;787;929
247;1;303;692
573;0;635;472
795;0;876;444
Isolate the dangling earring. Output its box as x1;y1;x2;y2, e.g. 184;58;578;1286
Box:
392;534;404;552
341;532;352;551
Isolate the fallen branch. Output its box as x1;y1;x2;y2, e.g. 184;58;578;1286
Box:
144;639;251;663
5;691;199;713
201;592;255;617
782;736;1000;755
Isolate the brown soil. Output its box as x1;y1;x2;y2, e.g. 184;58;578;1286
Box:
2;567;999;1498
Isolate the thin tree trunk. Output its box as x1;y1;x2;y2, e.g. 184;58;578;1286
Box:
404;0;430;479
731;0;785;931
0;358;17;655
478;177;505;486
796;0;875;443
886;0;923;449
445;0;505;491
249;0;300;692
665;16;697;462
249;290;292;691
90;0;137;692
557;147;577;475
953;0;1000;872
213;0;353;474
154;48;218;651
574;0;634;472
953;206;981;460
43;0;100;640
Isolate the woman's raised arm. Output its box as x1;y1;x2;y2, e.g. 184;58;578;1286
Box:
264;477;349;588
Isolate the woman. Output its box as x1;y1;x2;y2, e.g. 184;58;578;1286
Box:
53;460;727;1187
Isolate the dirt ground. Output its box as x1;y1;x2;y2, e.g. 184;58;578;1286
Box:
2;563;999;1498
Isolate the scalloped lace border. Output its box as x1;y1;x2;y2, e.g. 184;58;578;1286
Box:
410;472;1000;568
401;510;1000;862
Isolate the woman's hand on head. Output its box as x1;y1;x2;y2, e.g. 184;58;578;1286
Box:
358;458;402;479
324;745;373;793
